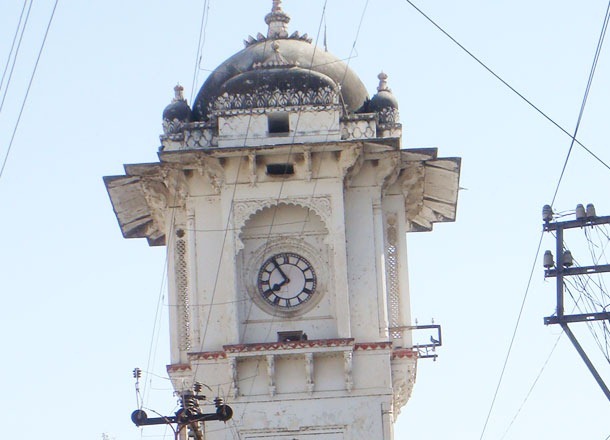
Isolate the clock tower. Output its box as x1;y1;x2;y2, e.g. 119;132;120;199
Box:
105;2;460;439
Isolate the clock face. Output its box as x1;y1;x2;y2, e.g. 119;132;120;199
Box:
257;252;317;309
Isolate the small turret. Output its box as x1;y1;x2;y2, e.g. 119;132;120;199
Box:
162;84;191;135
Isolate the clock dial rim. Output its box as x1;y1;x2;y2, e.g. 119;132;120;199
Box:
257;252;317;309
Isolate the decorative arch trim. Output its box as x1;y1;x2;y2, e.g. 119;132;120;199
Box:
232;195;331;252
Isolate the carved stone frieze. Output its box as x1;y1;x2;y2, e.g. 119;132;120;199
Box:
209;86;339;114
162;118;186;136
377;107;400;126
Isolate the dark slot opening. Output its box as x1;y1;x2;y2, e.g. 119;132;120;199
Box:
266;163;294;175
278;331;308;342
267;112;290;135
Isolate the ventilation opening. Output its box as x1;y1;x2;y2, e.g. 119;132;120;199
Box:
278;331;308;342
266;163;294;175
267;112;290;135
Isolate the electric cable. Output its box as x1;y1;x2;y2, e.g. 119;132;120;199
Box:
477;231;544;440
0;0;58;182
402;0;610;175
0;0;33;114
551;0;610;206
0;0;28;97
476;1;610;435
499;331;563;440
189;0;211;103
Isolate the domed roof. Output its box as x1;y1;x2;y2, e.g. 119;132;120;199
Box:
208;41;340;113
162;84;191;135
368;72;400;125
369;72;398;111
192;1;368;121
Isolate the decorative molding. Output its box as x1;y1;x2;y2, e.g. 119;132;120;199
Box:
188;351;226;361
162;118;186;136
166;363;192;373
385;214;401;339
391;356;417;418
244;30;312;48
354;342;393;351
232;195;332;253
377;107;400;126
209;86;339;115
224;338;354;354
175;236;191;353
392;348;418;359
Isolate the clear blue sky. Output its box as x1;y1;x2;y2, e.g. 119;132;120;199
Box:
1;1;609;439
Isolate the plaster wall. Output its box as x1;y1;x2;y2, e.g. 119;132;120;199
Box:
217;109;341;148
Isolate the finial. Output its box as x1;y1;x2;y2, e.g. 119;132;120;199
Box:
173;84;185;102
252;40;297;69
377;72;390;92
265;0;290;39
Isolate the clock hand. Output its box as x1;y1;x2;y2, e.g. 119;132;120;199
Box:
272;258;290;284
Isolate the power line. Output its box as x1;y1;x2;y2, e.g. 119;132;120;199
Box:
499;331;563;440
0;0;33;114
0;0;59;182
402;0;610;174
189;0;211;103
477;232;544;440
551;0;610;206
0;0;28;97
423;0;610;435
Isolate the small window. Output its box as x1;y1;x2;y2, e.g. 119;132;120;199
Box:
267;112;290;135
266;163;294;175
278;331;308;342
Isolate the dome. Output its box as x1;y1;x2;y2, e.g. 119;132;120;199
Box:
191;2;368;121
208;42;340;114
368;72;399;125
369;72;398;111
162;84;191;135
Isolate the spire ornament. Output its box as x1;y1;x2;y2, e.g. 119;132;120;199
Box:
265;0;290;38
377;72;390;92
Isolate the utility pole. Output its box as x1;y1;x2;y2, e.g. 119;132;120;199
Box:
542;203;610;402
130;370;233;440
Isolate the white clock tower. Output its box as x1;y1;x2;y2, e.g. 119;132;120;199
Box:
105;2;460;439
